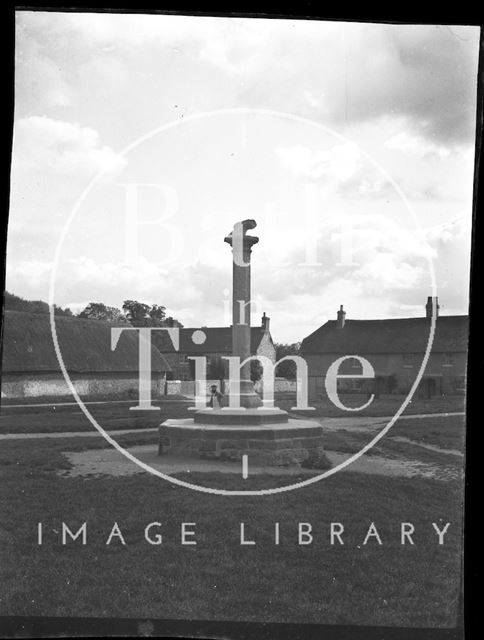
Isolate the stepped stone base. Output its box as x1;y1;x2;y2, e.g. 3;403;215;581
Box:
158;418;325;467
193;408;289;425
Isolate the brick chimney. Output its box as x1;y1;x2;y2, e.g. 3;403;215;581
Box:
261;312;270;332
425;296;440;319
337;304;346;328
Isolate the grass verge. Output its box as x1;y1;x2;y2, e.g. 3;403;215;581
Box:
0;433;463;627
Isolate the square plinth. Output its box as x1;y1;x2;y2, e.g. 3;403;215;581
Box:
158;418;325;467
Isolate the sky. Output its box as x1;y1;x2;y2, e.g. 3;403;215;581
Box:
7;12;480;342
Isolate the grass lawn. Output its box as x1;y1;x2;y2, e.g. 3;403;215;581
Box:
0;392;189;406
320;414;466;458
0;392;464;435
0;423;464;627
0;399;190;434
389;416;466;450
280;392;465;418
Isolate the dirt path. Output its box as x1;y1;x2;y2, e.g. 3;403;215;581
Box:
60;446;318;479
313;412;464;433
0;397;189;409
59;443;462;482
0;427;156;440
390;436;463;457
327;452;461;481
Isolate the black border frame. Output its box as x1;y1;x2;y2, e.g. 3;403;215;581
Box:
1;4;481;639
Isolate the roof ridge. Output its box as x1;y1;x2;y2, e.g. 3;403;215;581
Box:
327;315;468;322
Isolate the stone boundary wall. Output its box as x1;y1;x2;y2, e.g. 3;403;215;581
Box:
1;373;164;399
166;378;296;396
1;374;297;399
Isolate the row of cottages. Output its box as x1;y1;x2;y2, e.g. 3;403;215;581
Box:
0;310;170;399
152;313;276;388
0;309;276;399
300;297;468;400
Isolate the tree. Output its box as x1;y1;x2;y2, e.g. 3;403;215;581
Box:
122;300;183;328
165;316;184;328
78;302;127;323
122;300;151;326
55;306;73;316
78;302;107;321
274;342;301;379
105;307;127;323
148;304;166;326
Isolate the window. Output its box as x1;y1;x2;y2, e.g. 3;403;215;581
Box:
403;353;414;368
452;376;465;391
338;357;362;374
443;353;454;367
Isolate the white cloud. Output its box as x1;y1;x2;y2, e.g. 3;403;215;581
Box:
8;14;476;340
13;116;127;178
236;22;479;145
5;260;53;299
384;131;452;158
276;142;361;183
355;253;424;290
422;215;470;246
247;212;436;314
7;259;53;281
15;13;479;147
18;11;210;48
275;142;394;199
197;20;272;74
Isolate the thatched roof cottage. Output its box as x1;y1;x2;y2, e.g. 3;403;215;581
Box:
1;310;170;399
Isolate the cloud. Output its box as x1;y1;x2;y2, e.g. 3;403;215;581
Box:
276;142;360;183
384;131;452;159
15;10;226;112
196;19;274;75
7;259;53;283
6;208;470;342
234;22;479;146
13;116;127;177
422;215;471;246
15;17;73;110
46;11;220;48
247;211;436;311
16;13;479;148
42;256;218;322
9;13;476;341
418;216;472;312
275;142;394;199
5;260;54;301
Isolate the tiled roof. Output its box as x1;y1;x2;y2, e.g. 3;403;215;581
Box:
300;316;468;355
151;327;268;355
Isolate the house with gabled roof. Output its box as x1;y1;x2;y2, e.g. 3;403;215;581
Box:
300;297;468;400
152;313;276;382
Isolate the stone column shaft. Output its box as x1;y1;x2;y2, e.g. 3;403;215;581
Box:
232;243;252;382
224;226;261;408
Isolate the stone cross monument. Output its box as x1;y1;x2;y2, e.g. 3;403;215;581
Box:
224;219;262;409
159;218;326;467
